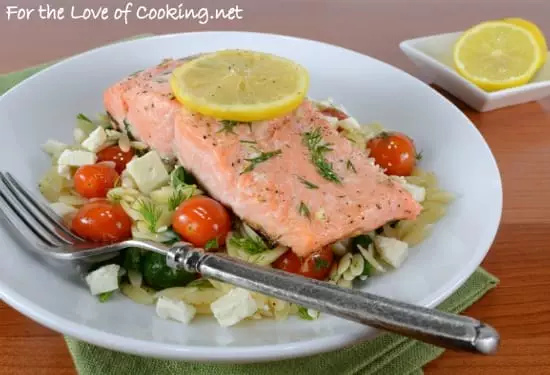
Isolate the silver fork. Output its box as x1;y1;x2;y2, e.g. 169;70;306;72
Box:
0;171;500;355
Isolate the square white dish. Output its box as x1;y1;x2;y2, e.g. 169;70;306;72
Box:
400;31;550;112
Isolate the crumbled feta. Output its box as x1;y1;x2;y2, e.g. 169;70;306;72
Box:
42;139;68;157
156;296;196;324
81;126;107;152
57;149;97;167
56;164;72;179
336;117;361;130
49;202;77;218
391;176;426;202
85;264;120;295
210;288;257;327
126;151;169;194
375;236;409;268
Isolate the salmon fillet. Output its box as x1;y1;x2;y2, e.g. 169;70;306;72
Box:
105;60;422;256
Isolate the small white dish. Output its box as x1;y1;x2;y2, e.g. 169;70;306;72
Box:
400;31;550;112
0;32;502;362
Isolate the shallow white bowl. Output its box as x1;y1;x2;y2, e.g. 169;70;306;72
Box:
400;32;550;112
0;32;502;362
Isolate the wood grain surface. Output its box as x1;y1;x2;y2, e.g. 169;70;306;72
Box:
1;0;549;374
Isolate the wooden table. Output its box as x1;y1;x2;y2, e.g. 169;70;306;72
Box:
1;0;550;373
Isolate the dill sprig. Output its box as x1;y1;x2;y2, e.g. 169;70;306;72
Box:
241;149;282;174
204;238;219;250
168;187;195;211
136;199;163;232
302;128;341;183
314;257;329;270
298;201;311;219
229;233;268;254
217;120;239;135
346;160;357;173
297;176;319;189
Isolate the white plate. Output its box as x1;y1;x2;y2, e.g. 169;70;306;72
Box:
400;32;550;112
0;32;502;362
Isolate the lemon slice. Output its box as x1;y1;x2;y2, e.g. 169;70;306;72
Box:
453;21;542;91
170;50;310;121
502;18;547;69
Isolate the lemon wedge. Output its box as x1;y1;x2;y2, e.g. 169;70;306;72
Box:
453;21;542;91
502;18;547;69
170;50;310;122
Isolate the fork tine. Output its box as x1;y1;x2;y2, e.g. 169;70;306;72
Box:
0;173;75;246
4;172;83;243
0;184;57;249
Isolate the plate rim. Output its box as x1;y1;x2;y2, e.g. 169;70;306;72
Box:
0;30;503;362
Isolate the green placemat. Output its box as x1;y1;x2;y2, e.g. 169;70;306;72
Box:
0;45;499;375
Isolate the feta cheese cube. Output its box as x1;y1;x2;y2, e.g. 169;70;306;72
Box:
57;149;97;167
56;164;72;179
81;126;107;152
391;176;426;203
375;236;409;268
155;296;196;324
126;151;169;194
210;288;257;327
49;202;77;218
85;264;120;295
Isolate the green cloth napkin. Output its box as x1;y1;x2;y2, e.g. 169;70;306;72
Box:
0;52;499;375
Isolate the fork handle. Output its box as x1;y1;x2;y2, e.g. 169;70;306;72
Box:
166;242;499;355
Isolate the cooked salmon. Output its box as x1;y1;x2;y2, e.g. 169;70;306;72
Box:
104;60;422;256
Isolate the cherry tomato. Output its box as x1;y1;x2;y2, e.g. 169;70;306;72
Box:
73;164;119;199
71;200;132;242
367;132;417;176
172;196;231;248
320;107;348;120
273;246;334;280
97;145;135;174
272;250;301;274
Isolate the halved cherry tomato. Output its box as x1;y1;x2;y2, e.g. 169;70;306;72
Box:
71;200;132;242
97;145;135;174
172;196;231;248
320;107;348;120
273;246;334;280
74;164;119;199
367;132;417;176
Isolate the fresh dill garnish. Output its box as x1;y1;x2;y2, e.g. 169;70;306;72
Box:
241;149;282;174
136;199;163;232
98;291;113;303
217;120;239;135
314;257;329;270
346;160;357;173
239;139;257;144
297;306;314;320
302;128;341;183
298;201;311;219
297;176;319;189
204;238;219;250
229;233;268;254
167;188;188;211
76;113;92;123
